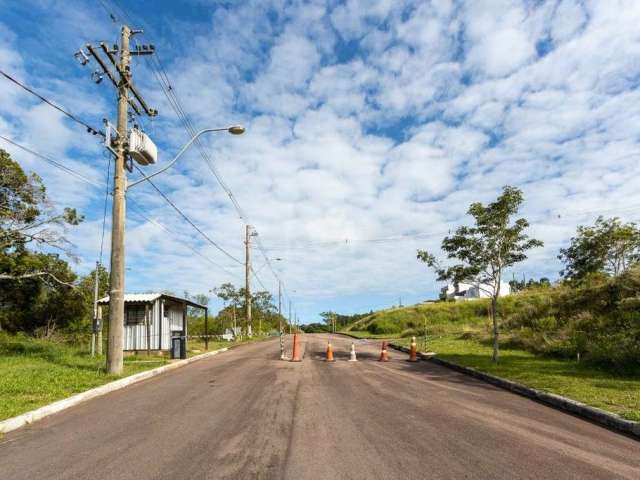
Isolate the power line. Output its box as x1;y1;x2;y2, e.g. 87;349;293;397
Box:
0;69;103;137
127;199;242;280
96;1;294;309
97;150;112;264
0;134;241;279
0;134;103;186
131;164;244;265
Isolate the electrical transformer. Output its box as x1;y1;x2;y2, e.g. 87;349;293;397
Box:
128;128;158;166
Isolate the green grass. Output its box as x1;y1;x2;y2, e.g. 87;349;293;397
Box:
397;334;640;422
0;333;171;421
341;330;402;339
0;333;276;421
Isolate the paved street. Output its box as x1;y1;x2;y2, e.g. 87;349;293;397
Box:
1;334;638;480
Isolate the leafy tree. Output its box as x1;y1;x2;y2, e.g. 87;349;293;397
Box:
213;282;241;306
417;186;543;362
0;251;81;333
559;216;640;280
509;277;551;293
0;148;82;258
211;282;286;334
75;263;110;331
0;150;86;333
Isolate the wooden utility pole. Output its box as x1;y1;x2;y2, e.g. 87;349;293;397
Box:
245;224;252;336
288;299;292;334
106;24;131;374
84;25;157;374
232;304;237;339
91;261;100;356
278;280;282;333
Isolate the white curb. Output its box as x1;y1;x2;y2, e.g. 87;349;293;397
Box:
0;347;229;434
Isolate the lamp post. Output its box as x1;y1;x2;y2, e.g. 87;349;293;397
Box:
107;125;244;374
127;126;245;190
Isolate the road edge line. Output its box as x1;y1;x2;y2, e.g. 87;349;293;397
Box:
387;343;640;440
0;347;229;434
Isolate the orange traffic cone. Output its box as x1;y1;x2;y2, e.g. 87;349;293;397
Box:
379;341;390;362
290;333;301;362
409;336;418;362
325;342;335;362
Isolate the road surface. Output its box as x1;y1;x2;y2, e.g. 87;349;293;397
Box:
1;334;638;479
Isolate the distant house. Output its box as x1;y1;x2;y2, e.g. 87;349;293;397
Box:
441;280;511;301
97;293;208;352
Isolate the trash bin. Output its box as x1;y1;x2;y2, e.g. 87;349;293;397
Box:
171;336;186;359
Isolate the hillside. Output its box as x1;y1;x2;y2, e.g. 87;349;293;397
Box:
348;266;640;371
344;273;640;420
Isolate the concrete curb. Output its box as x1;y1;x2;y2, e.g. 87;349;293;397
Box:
388;343;640;440
0;347;229;434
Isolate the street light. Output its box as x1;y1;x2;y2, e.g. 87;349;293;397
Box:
127;125;245;189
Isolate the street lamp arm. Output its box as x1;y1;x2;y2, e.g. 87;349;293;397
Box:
127;126;243;190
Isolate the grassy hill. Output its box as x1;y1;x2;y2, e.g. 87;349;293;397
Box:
347;300;491;337
342;272;640;420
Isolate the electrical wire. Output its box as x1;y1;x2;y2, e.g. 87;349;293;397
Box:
97;150;112;265
0;70;103;137
97;0;294;311
0;134;241;279
0;134;103;186
131;164;244;265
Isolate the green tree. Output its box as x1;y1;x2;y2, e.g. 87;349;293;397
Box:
417;186;543;362
558;216;640;280
0;148;82;258
0;251;80;333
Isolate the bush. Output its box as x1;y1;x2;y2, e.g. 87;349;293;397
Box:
367;318;402;335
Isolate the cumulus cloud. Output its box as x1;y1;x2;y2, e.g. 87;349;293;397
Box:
2;0;640;319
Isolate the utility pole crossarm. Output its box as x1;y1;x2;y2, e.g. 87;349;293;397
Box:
86;44;142;116
98;42;157;117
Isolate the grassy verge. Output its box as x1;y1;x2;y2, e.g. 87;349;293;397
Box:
0;333;172;421
0;331;279;422
341;330;401;339
395;334;640;422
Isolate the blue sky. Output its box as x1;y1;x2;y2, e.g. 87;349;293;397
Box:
2;0;640;322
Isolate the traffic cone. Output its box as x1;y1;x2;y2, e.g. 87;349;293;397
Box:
325;342;335;362
409;336;418;362
348;342;357;362
290;333;301;362
379;342;390;362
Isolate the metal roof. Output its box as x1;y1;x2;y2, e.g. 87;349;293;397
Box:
97;293;162;304
97;293;207;309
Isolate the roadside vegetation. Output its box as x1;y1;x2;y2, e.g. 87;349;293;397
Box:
344;277;640;421
338;189;640;421
0;331;262;421
0;151;287;420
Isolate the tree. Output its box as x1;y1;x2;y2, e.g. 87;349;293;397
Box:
0;250;81;333
417;186;543;362
213;283;241;306
0;150;86;333
0;149;83;287
559;216;640;280
509;277;551;293
212;282;285;334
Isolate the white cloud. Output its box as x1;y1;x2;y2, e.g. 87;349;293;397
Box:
3;0;640;320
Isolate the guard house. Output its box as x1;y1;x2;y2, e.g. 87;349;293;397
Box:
97;293;208;352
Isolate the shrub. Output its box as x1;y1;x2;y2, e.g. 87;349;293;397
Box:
367;318;402;335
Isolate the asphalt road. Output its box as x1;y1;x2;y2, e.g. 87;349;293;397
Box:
1;334;638;480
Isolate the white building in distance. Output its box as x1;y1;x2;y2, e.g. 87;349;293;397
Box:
441;280;511;301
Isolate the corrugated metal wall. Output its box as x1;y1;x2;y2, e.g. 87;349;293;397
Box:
124;301;160;351
124;298;185;351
